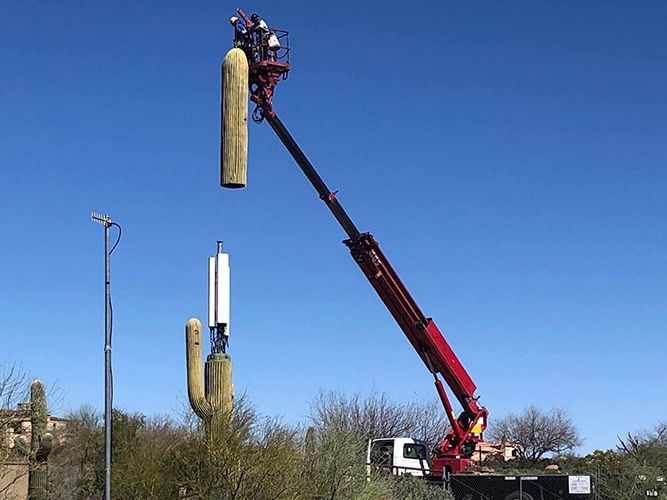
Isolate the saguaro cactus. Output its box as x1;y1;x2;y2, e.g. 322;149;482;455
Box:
220;47;249;188
304;426;316;457
186;318;233;436
28;379;52;500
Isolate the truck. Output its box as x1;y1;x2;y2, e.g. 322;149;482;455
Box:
366;437;593;499
226;9;593;499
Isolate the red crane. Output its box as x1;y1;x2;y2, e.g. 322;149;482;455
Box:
232;9;488;475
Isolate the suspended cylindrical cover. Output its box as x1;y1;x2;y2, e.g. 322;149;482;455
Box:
220;48;249;188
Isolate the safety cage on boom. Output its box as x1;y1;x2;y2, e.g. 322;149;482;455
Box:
231;11;292;121
232;9;291;72
237;29;290;67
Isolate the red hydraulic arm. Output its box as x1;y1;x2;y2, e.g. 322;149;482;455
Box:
231;14;488;474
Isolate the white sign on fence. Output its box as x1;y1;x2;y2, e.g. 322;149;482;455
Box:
568;475;591;494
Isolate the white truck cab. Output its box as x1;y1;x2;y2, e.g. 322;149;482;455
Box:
367;437;431;477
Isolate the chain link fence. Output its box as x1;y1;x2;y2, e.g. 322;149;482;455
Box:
447;474;593;500
441;464;666;500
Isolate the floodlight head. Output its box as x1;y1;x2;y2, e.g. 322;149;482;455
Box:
91;212;113;227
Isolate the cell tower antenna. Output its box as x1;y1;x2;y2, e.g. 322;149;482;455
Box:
208;241;230;354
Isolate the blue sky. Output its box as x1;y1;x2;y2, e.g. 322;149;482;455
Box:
1;1;665;453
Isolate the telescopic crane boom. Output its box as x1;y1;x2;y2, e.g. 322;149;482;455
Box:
231;11;488;474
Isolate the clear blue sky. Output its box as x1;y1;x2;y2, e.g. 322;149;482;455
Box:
1;1;665;453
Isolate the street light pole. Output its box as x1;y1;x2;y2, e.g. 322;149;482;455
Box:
91;212;120;500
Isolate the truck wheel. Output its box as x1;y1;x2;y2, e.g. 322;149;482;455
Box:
504;493;534;500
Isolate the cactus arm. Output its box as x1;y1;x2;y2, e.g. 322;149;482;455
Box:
185;318;213;420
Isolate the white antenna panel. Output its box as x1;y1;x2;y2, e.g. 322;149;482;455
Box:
215;252;231;336
208;257;216;329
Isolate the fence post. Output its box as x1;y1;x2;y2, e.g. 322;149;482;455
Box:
596;464;601;500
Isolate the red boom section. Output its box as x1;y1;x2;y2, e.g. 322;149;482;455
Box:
346;233;488;471
346;234;477;407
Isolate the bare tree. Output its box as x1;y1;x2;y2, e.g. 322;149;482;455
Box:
45;405;104;499
0;363;29;500
488;405;582;464
403;398;450;448
304;391;451;499
617;422;667;466
309;391;447;448
50;407;187;500
584;423;667;500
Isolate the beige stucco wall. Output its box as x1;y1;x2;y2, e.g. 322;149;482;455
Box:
0;463;28;500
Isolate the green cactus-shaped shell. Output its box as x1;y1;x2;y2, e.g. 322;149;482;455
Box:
186;318;233;437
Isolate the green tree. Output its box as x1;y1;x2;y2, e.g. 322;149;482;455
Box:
171;397;302;500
